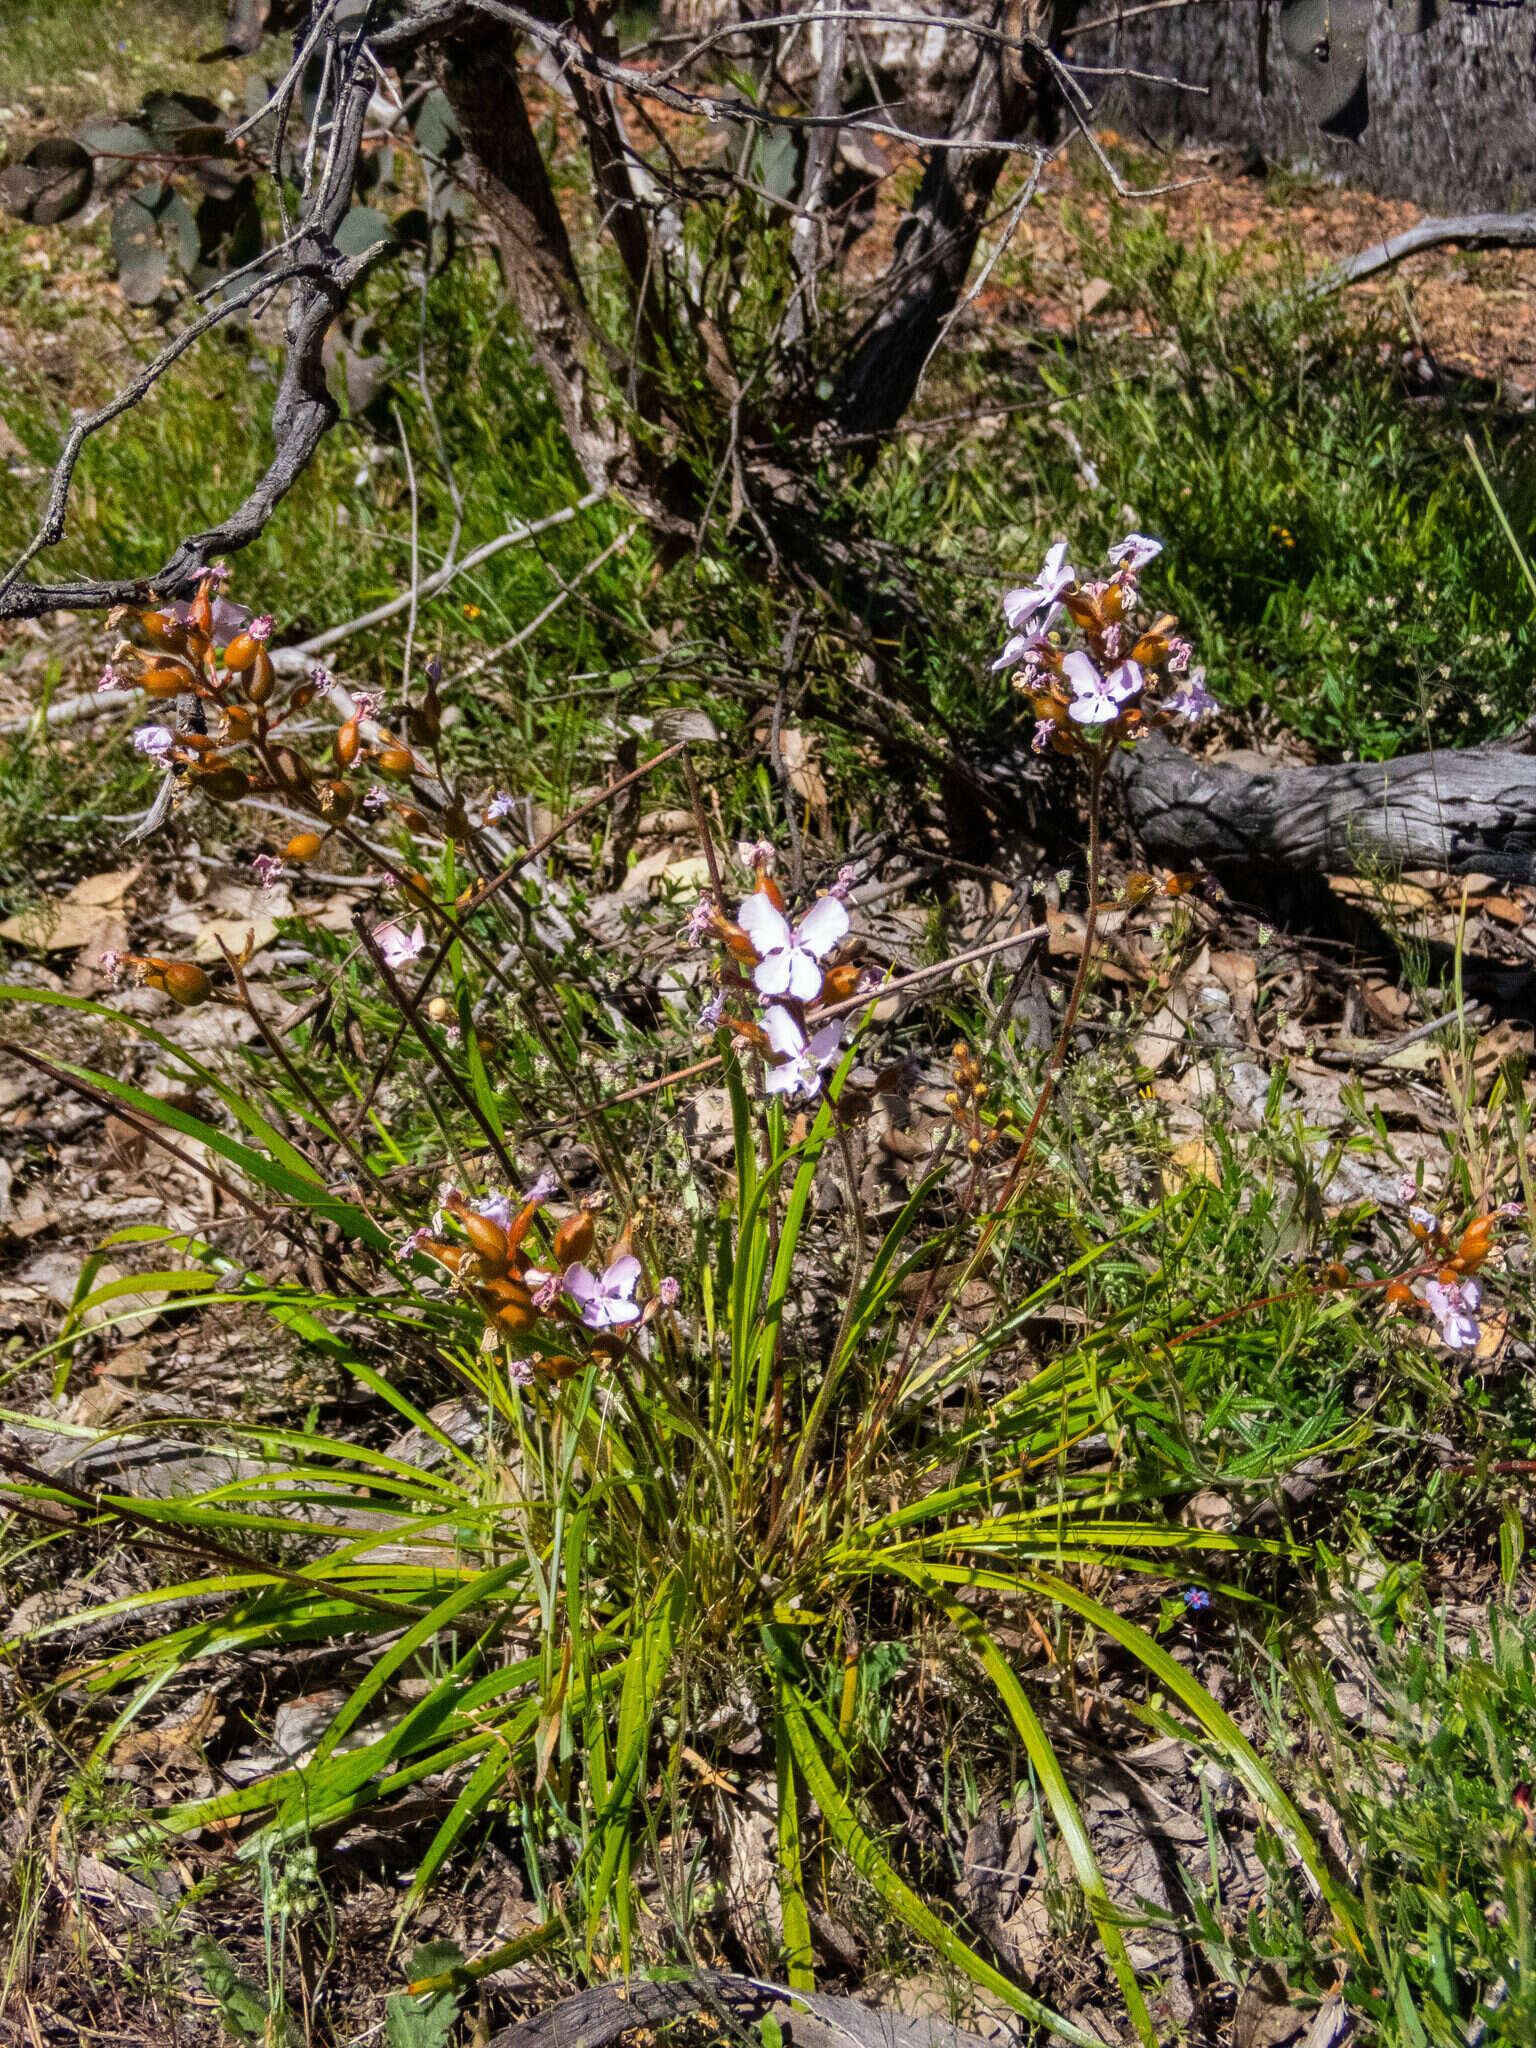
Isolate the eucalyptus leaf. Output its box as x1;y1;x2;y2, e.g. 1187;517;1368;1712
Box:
74;119;154;193
0;137;93;224
333;205;396;257
111;192;170;305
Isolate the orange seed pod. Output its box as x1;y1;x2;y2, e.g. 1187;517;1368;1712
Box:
335;720;361;766
284;831;324;862
552;1210;595;1268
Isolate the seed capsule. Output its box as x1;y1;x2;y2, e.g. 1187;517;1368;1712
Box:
140;661;197;699
284;831;324;862
319;780;355;820
269;747;310;792
223;629;262;672
146;959;212;1007
482;1277;536;1332
335;720;361;766
551;1210;595;1267
197;764;251;802
376;745;416;778
427;996;453;1024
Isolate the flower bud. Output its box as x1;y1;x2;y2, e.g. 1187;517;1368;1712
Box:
427;995;453;1024
284;831;324;862
222;629;263;672
376;745;416;778
819;962;863;1003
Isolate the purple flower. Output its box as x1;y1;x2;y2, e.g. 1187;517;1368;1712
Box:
475;1192;514;1231
311;666;338;697
98;950;123;983
1110;533;1162;573
401;1224;434;1257
507;1356;535;1390
1031;718;1056;754
697;989;727;1036
1425;1277;1481;1351
1166;667;1218;723
247;614;274;643
761;1004;844;1099
1002;542;1075;632
523;1169;559;1206
133;724;175;759
98;662;126;693
1408;1203;1438;1235
1063;651;1141;725
1166;636;1193;674
566;1254;643;1330
657;1275;681;1307
485;791;518;822
737;891;850;1001
252;853;284;891
830;865;859;901
374;919;427;970
363;787;388;811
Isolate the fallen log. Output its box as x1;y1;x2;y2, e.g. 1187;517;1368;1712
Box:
1111;730;1536;883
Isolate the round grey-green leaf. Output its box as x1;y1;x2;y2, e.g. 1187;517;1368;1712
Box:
0;137;93;224
111;192;170;305
333;206;396;257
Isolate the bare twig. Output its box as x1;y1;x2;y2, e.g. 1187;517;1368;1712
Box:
268;494;606;673
1306;212;1536;299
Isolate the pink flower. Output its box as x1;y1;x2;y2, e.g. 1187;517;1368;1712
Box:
1425;1277;1481;1351
98;662;126;693
507;1356;535;1390
736;891;850;1001
133;724;175;759
248;614;274;642
528;1268;563;1312
374;919;426;970
991;622;1054;673
252;853;284;891
1063;652;1141;725
762;1004;844;1099
363;787;388;811
830;865;859;901
657;1275;681;1306
349;691;378;724
1002;542;1074;632
1031;718;1056;753
485;792;518;822
684;894;717;946
1166;636;1193;674
1166;669;1217;723
98;951;123;983
1109;533;1162;573
565;1254;643;1330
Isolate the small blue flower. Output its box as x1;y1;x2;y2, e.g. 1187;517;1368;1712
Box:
1182;1587;1212;1612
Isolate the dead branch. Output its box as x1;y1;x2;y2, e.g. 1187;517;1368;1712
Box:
0;46;382;624
1309;211;1536;297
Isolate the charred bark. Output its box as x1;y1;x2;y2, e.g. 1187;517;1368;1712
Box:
1112;729;1536;883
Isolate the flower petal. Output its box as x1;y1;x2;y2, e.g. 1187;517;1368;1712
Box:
785;948;825;1002
736;893;792;956
806;1021;845;1065
754;950;795;997
763;1063;803;1096
762;1004;806;1059
797;894;851;960
603;1255;642;1300
563;1263;599;1302
1061;649;1102;697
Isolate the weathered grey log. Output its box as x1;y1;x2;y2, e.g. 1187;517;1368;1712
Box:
484;1971;1011;2048
1112;729;1536;881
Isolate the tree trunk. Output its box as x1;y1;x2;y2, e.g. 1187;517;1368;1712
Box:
1107;0;1536;213
1111;730;1536;882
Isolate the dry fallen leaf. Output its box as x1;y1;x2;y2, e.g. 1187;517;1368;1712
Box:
1167;1138;1223;1188
0;900;120;952
112;1691;224;1773
66;866;140;908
